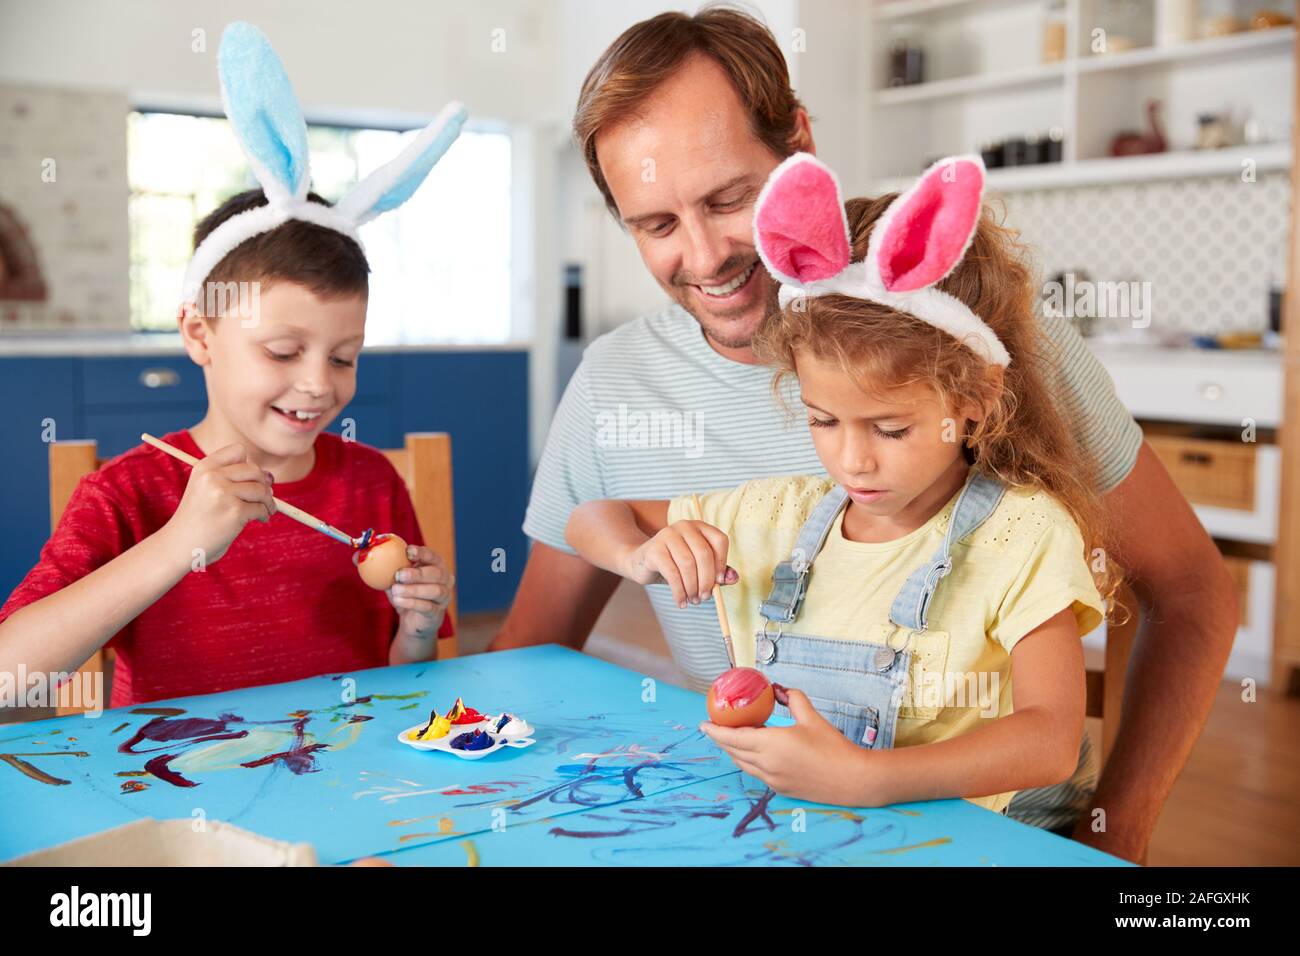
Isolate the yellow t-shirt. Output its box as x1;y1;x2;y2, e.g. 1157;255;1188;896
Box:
667;474;1105;814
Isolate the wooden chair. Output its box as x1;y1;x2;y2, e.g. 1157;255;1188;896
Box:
48;432;457;716
1086;582;1140;768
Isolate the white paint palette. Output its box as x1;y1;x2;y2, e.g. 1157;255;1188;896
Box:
397;713;537;761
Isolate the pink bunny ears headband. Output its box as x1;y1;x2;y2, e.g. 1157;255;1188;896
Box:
182;22;467;306
753;153;1011;368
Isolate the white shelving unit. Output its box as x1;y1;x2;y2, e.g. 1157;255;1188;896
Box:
868;0;1295;188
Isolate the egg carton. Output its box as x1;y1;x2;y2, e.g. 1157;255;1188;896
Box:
397;714;536;761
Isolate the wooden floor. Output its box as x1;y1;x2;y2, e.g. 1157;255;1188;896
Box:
1146;680;1300;866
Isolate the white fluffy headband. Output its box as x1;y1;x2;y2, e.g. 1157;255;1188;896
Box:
752;152;1011;368
182;22;468;305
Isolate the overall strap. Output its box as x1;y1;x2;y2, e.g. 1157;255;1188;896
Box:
758;485;850;624
888;470;1006;632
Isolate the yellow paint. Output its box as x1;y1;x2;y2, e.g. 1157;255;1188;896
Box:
438;817;455;834
873;837;952;854
462;839;479;867
398;832;435;844
773;807;864;824
414;715;451;741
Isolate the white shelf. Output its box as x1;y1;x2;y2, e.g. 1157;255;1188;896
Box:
874;28;1293;106
875;61;1065;106
1077;27;1295;75
876;143;1292;192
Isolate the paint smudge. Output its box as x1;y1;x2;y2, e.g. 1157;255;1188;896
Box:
110;723;129;735
119;712;248;755
398;832;435;844
130;707;186;716
144;753;196;787
120;780;148;794
438;817;454;834
238;717;327;775
115;770;148;777
462;839;479;867
0;751;89;786
732;788;777;837
872;836;952;854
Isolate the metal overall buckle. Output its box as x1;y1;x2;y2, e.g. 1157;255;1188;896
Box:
755;618;783;665
873;627;912;672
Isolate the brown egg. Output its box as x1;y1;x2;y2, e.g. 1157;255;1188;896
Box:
349;857;395;867
706;667;775;728
356;533;410;590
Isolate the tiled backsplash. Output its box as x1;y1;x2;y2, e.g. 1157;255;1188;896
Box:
0;83;130;332
1002;171;1290;337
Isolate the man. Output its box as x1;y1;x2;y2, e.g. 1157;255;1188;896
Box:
491;6;1237;864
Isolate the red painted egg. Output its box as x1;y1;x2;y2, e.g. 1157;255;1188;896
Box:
356;533;410;590
706;667;775;727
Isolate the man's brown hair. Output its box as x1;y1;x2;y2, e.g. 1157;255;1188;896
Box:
573;4;806;220
192;189;370;315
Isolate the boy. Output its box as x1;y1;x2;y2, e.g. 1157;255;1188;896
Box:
0;189;454;707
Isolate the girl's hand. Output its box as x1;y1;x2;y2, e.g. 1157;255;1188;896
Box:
360;544;452;640
701;687;877;806
622;520;738;608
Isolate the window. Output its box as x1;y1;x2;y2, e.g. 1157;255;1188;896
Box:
127;111;513;344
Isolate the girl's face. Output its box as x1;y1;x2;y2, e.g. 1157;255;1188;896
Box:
182;281;364;464
795;349;981;521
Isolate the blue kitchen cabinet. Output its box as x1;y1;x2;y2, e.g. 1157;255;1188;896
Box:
396;350;530;614
0;358;80;602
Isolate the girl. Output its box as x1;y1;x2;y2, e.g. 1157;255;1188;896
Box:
566;153;1116;813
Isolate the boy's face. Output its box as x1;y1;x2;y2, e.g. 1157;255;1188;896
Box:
795;349;979;521
181;281;365;461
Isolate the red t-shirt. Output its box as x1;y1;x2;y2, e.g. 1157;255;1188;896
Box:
0;429;452;707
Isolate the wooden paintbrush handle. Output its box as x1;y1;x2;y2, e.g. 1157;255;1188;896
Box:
140;432;352;545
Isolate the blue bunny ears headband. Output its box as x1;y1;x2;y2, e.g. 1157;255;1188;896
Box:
182;22;468;305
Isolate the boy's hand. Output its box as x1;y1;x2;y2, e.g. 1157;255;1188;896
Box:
373;544;452;640
162;443;275;564
701;687;877;806
623;520;738;608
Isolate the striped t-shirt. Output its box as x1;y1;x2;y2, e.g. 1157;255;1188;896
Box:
523;304;1142;828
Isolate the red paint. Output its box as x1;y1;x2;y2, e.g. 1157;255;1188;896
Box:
356;533;397;564
706;667;775;728
446;697;488;725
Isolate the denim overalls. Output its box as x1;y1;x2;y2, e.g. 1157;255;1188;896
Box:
754;471;1006;750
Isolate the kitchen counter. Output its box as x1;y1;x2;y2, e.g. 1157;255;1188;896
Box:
0;332;531;356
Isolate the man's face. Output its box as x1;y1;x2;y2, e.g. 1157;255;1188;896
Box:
185;282;364;460
595;54;796;353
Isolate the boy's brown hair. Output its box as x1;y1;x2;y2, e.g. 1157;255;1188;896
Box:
573;4;805;219
192;189;370;315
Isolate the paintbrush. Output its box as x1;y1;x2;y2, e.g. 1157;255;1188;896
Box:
691;493;736;667
140;432;374;550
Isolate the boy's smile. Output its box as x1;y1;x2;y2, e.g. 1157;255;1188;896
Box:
180;282;366;481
